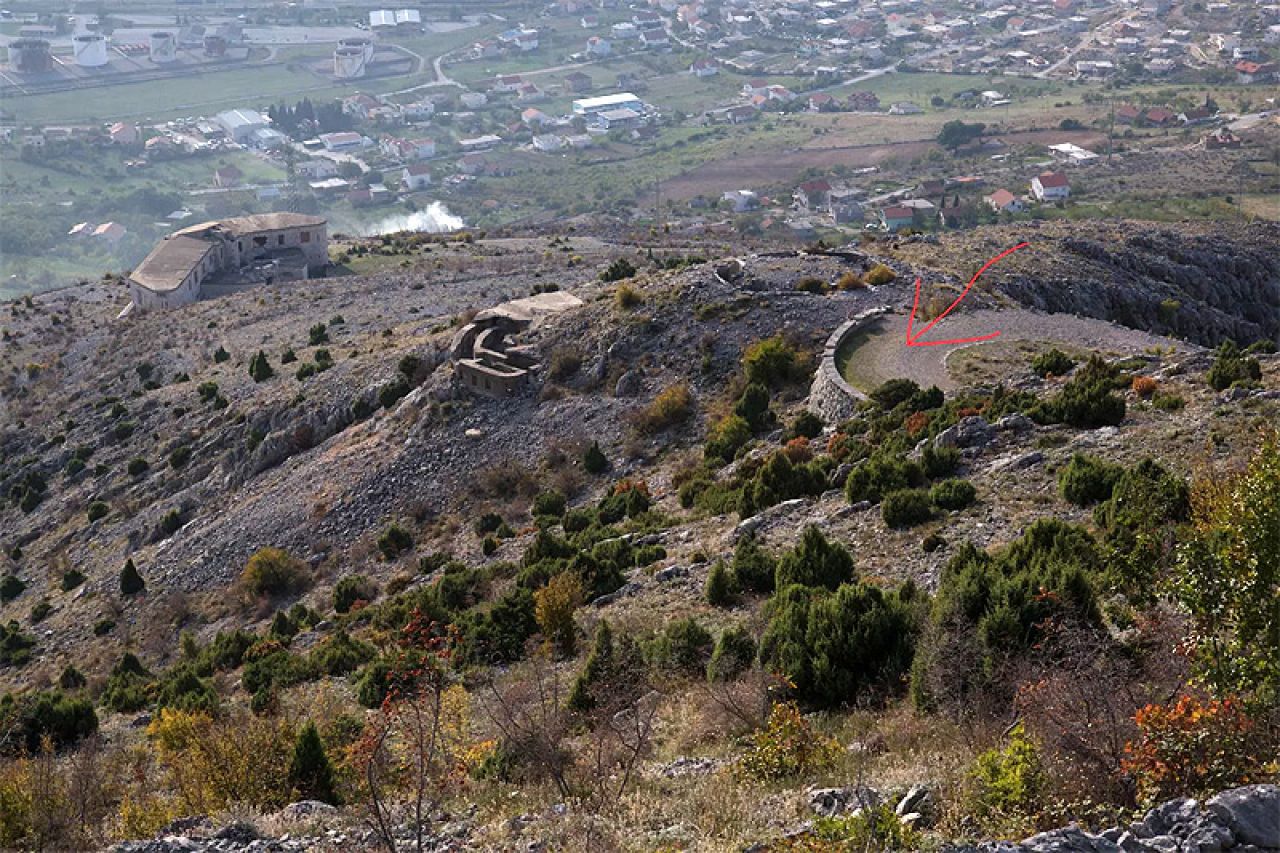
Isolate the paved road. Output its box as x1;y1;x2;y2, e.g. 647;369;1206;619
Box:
841;308;1196;391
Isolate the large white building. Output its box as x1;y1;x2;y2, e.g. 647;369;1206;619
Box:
215;109;271;144
128;214;328;311
571;92;644;116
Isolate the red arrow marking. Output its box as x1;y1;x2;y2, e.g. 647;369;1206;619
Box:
905;242;1030;347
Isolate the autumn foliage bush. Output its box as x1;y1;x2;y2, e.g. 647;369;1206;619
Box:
738;702;839;781
1122;694;1268;806
1131;376;1158;398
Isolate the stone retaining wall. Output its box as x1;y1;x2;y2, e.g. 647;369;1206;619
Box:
807;307;889;425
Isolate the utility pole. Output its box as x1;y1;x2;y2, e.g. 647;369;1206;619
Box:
1107;97;1115;164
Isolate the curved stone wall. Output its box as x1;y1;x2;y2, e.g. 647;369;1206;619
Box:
806;307;889;425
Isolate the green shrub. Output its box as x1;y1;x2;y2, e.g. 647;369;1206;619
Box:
1031;348;1076;377
762;581;918;707
1058;453;1123;506
119;559;145;596
86;501;109;522
0;620;36;667
281;348;297;364
1152;392;1185;411
243;649;315;695
93;619;115;636
705;414;752;464
743;336;803;388
168;446;191;469
600;257;637;283
921;444;960;479
379;376;411;409
795;275;827;294
58;666;86;690
567;620;622;712
474;512;504;536
377;523;414;560
241;547;310;598
810;804;923;851
633;384;694;434
60;570;85;592
532;490;566;518
732;537;776;595
1207;340;1262;390
930;478;977;511
707;625;756;682
1033;356;1125;428
0;690;97;753
127;457;149;476
648;618;712;675
249;350;274;382
734;382;775;433
214;346;230;363
289;721;339;804
309;323;329;345
775;526;854;591
845;454;926;504
922;532;946;553
870;378;921;410
787;410;824;440
705;561;736;607
161;508;183;535
0;575;26;603
29;599;51;623
583;442;608;474
355;659;393;709
739;701;840;780
614;282;643;308
154;663;218;713
310;630;374;676
970;723;1045;827
101;653;152;713
333;574;376;613
481;535;499;556
883;488;932;527
863;263;896;286
1244;338;1276;354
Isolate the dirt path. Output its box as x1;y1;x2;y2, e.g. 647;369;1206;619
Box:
840;308;1197;391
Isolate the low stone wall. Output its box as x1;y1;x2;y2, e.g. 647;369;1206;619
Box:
806;307;889;426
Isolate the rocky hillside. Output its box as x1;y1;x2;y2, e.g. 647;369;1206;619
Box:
0;222;1277;852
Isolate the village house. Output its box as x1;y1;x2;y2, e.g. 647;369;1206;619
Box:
690;58;718;77
401;163;432;190
108;123;140;146
794;179;831;210
564;71;593;93
1031;171;1071;202
722;189;759;212
319;131;366;152
491;75;524;94
341;93;384;121
532;133;566;152
879;206;915;232
808;93;836;112
298;159;339;180
985;188;1025;213
827;188;863;224
94;220;126;244
213;165;243;188
381;136;436;161
1203;129;1242;149
460;92;488;109
586;36;612;57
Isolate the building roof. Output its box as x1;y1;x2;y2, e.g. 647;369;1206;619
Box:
215;109;269;130
988;188;1018;207
882;205;914;219
133;214;326;293
573;92;641;111
1035;171;1069;188
404;163;432;176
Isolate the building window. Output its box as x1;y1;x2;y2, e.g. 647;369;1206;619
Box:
300;231;311;243
277;234;285;246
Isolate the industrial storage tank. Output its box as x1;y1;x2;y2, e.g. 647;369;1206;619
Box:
333;46;367;79
8;39;53;73
203;34;227;57
73;33;110;67
149;31;177;63
338;37;374;63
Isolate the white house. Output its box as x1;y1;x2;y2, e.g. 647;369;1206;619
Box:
690;58;718;77
460;91;488;109
532;133;566;152
722;189;759;212
1031;171;1070;201
985;188;1025;213
401;164;432;190
319;131;368;151
586;36;612;57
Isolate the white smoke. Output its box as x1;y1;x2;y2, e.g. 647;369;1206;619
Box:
364;202;464;236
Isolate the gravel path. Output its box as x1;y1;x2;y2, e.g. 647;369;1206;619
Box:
841;308;1198;391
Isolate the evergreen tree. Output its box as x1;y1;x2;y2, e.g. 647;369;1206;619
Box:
288;721;339;804
249;350;274;382
705;560;735;607
119;559;145;596
583;441;608;474
567;620;614;712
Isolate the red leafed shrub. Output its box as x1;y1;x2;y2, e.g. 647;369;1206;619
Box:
1131;376;1158;398
783;436;812;464
1122;694;1266;805
957;406;983;419
905;411;930;437
613;478;650;497
827;432;852;461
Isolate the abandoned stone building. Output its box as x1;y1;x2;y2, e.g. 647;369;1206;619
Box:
127;213;328;311
451;291;583;397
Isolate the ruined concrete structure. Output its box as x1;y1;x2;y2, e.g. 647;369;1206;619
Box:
451;292;583;397
127;213;328;311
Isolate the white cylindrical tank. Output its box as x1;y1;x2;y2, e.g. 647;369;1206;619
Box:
149;31;176;63
338;37;374;63
73;33;110;67
333;46;367;79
